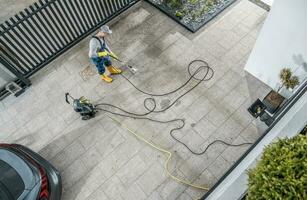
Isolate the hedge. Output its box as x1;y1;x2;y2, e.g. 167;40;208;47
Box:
247;134;307;200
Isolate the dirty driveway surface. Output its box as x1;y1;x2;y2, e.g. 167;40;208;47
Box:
0;0;269;199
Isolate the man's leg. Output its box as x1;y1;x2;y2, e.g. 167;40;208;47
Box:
105;57;122;74
92;57;112;83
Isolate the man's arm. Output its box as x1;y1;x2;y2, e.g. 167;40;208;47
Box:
104;41;119;59
89;39;99;58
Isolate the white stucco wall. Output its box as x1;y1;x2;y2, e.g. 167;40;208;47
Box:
204;1;307;198
244;0;307;96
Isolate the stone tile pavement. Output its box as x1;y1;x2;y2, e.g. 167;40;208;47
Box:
0;0;37;24
0;0;271;199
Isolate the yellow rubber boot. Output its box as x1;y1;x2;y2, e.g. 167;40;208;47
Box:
107;66;122;74
100;74;113;83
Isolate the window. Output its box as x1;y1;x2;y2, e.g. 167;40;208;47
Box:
0;160;25;199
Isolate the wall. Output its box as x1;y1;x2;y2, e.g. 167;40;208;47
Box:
244;0;307;98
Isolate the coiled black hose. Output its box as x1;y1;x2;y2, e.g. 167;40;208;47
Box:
95;60;252;155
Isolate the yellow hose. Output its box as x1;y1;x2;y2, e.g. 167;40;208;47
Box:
106;114;209;191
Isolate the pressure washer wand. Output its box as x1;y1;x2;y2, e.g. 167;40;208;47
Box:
65;92;75;105
110;55;138;73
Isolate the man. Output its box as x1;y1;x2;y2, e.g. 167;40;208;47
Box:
89;25;122;83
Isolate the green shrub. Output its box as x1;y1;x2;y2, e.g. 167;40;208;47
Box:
247;134;307;200
191;9;202;20
189;0;199;4
201;5;210;14
279;68;300;90
165;0;183;8
206;0;215;7
175;11;184;18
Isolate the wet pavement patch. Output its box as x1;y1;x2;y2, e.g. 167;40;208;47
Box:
175;100;181;106
160;99;171;109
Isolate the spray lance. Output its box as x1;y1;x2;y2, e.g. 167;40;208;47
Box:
109;52;138;73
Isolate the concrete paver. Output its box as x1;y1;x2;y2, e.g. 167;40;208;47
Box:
0;0;271;199
0;0;37;23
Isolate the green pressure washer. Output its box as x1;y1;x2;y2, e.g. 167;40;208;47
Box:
65;93;97;120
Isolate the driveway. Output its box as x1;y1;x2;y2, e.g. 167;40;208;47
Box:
0;0;270;199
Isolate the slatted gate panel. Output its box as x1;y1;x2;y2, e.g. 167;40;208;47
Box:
0;0;138;98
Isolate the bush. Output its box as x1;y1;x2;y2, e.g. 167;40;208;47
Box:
175;11;184;18
189;0;199;4
165;0;183;8
247;134;307;200
279;68;300;91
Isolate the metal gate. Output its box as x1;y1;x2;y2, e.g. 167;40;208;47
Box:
0;0;139;99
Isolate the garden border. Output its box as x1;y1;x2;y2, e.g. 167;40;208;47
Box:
145;0;238;32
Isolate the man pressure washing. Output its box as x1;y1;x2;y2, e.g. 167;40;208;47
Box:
89;25;122;83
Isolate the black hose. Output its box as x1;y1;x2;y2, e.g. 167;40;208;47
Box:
95;60;252;155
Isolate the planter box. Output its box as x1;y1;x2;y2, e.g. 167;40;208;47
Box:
248;99;267;118
145;0;237;32
262;90;285;114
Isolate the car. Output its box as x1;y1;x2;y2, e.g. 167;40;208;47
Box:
0;143;62;200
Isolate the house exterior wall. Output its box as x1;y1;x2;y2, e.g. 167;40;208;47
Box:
203;1;307;199
244;0;307;98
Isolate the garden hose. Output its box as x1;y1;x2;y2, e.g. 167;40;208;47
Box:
105;113;210;190
95;60;252;155
93;60;252;192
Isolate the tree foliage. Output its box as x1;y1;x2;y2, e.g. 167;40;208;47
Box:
247;134;307;200
279;68;300;90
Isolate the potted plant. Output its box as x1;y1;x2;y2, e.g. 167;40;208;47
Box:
278;68;300;92
263;68;300;114
247;134;307;200
247;99;267;118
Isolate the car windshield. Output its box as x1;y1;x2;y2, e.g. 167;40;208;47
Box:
0;160;25;200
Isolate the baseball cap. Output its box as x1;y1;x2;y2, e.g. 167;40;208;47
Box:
100;25;112;34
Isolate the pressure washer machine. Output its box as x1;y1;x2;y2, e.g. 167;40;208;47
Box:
65;93;97;120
